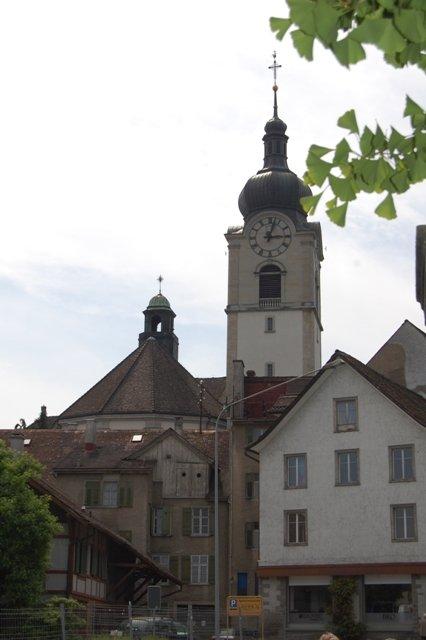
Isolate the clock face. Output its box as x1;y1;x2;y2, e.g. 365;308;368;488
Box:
248;215;292;257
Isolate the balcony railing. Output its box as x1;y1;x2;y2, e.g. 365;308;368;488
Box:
259;298;281;308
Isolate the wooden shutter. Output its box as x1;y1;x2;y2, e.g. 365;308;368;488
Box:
181;555;191;583
163;507;172;535
85;481;100;507
209;507;214;535
119;483;133;507
169;555;179;579
182;507;192;536
208;555;215;584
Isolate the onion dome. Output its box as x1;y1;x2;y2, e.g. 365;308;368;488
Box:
147;293;171;310
238;85;311;220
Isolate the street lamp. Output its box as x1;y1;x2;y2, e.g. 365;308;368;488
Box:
213;359;344;637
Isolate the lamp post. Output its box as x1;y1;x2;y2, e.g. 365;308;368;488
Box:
213;359;343;638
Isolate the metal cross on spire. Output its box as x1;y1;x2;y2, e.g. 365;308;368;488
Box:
157;275;163;293
268;51;282;118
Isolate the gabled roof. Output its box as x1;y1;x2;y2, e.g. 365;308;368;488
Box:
251;350;426;450
123;428;213;465
31;476;181;586
58;338;222;420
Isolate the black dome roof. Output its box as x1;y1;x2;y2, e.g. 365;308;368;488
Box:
238;112;311;220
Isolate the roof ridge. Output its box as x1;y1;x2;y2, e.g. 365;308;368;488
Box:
98;341;150;414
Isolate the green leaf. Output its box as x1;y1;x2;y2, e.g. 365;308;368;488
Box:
306;152;333;186
410;156;426;182
333;138;351;164
351;18;407;54
394;10;426;44
404;95;426;128
300;191;323;215
373;125;387;152
313;0;340;45
388;127;410;153
337;109;359;134
390;170;410;193
375;193;397;219
310;144;333;158
270;17;293;41
377;0;396;10
327;202;348;226
288;0;315;35
359;127;374;155
291;29;314;60
332;37;366;67
329;174;356;201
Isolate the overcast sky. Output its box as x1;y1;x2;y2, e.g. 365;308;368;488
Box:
0;1;424;428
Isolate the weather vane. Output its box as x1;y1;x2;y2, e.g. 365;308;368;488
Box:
157;274;163;294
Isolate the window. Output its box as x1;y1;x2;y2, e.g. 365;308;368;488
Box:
246;426;265;445
237;572;248;596
259;264;281;300
151;506;171;536
85;481;100;507
390;445;415;482
365;583;413;620
245;473;259;499
391;504;417;541
102;481;118;507
265;362;275;377
289;586;330;623
265;316;275;332
336;450;359;485
245;522;259;549
285;510;307;545
334;398;358;431
191;555;209;584
192;507;209;536
285;454;307;489
152;554;170;585
74;539;88;574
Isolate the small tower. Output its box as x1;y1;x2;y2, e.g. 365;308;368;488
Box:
138;280;179;359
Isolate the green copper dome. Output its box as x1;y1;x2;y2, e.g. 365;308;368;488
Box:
147;293;171;310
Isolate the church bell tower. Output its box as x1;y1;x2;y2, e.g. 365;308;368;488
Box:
226;55;323;381
139;280;179;359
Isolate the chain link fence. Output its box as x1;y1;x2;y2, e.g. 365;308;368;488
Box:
0;605;254;640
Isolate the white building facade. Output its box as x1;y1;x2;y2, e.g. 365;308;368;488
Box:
253;353;426;639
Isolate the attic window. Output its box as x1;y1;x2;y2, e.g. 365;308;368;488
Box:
24;439;31;446
132;434;143;442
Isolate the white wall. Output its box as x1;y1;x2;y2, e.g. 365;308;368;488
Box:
237;310;304;377
258;363;426;567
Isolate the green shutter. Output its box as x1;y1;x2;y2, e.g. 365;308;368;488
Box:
85;481;100;507
163;507;172;535
169;555;179;579
181;555;191;583
209;507;214;535
182;508;192;536
208;555;215;584
119;483;133;507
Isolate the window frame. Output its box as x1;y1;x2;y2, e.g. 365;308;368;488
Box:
245;473;259;499
265;316;275;333
391;504;417;542
152;553;170;585
191;507;209;536
102;480;119;507
265;362;275;377
334;397;358;432
389;445;415;483
284;453;307;490
335;449;360;486
190;554;209;585
151;506;171;537
245;522;260;549
284;509;308;546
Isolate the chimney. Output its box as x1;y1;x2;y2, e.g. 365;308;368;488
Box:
9;433;25;453
84;419;97;452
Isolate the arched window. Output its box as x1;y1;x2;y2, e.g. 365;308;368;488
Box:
150;315;162;333
259;264;281;300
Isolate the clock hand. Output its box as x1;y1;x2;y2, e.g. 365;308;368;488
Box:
264;234;284;240
270;218;277;233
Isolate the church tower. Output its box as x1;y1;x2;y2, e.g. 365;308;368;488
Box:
226;57;323;381
139;284;179;359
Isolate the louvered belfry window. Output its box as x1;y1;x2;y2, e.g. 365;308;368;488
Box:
259;264;281;299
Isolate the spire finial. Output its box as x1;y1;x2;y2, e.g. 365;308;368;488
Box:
268;51;282;118
157;274;163;293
